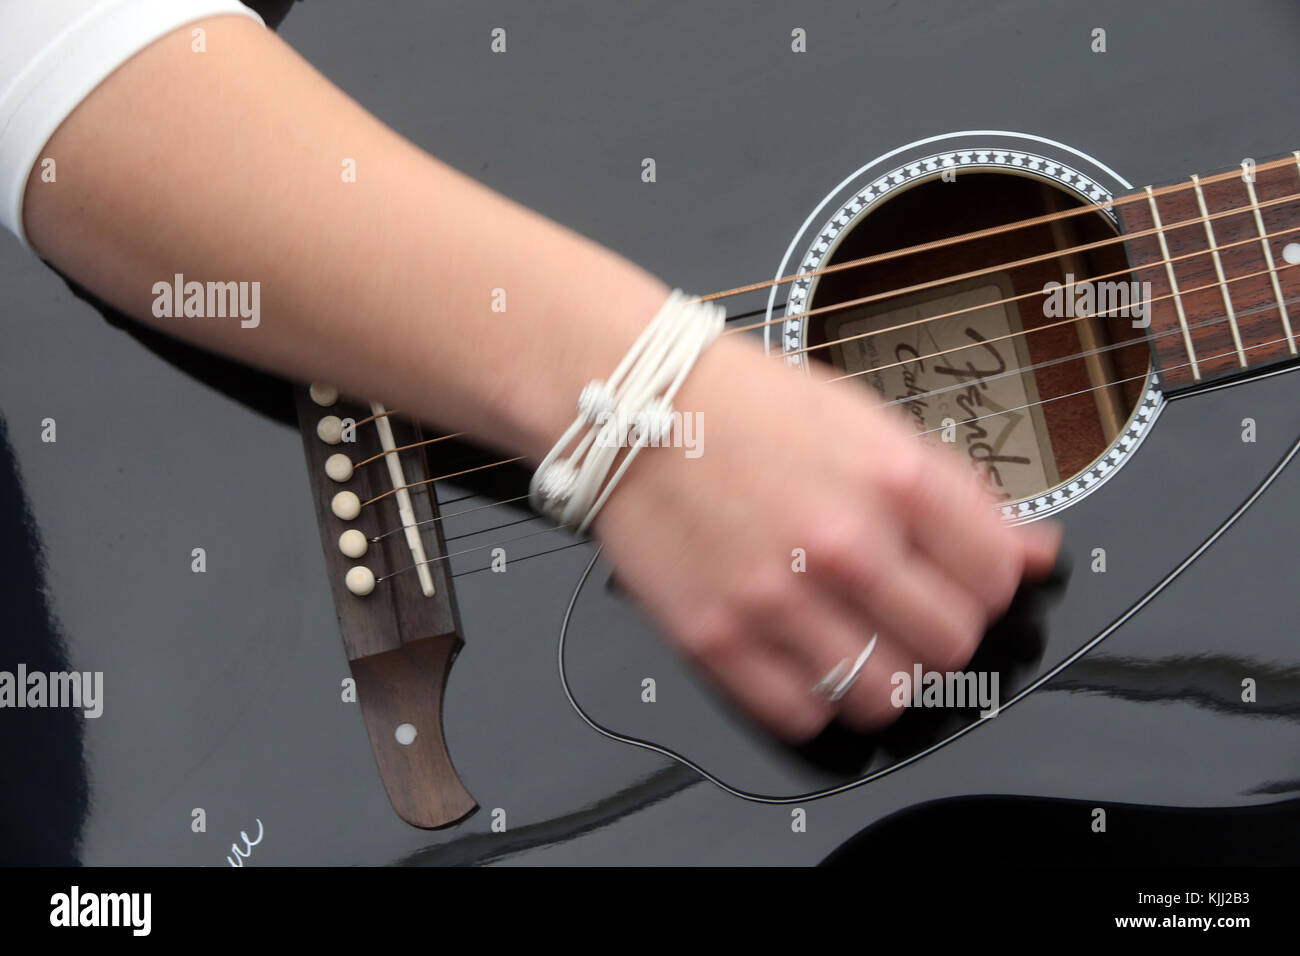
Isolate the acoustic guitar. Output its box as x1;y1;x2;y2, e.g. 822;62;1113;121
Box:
2;1;1298;866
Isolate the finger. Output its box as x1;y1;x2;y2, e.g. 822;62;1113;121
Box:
685;619;835;743
1017;519;1063;579
833;634;916;733
814;538;986;674
754;594;918;734
890;455;1024;619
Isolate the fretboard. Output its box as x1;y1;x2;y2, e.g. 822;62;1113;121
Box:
1116;152;1300;390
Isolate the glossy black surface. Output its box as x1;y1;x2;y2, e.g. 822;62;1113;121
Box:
1;0;1298;865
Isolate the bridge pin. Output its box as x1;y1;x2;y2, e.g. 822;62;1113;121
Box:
325;453;354;482
316;415;344;444
331;490;361;520
345;565;375;596
309;382;340;406
339;529;367;558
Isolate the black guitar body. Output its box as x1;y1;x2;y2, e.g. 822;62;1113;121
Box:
2;0;1299;865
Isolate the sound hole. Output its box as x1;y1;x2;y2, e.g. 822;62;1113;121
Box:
807;172;1151;504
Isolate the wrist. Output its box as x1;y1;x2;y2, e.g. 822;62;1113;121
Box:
509;269;673;462
524;282;728;531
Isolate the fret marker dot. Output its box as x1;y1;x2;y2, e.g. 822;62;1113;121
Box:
1283;243;1300;266
345;565;375;596
339;529;368;558
316;416;344;444
395;723;417;746
309;382;339;406
331;490;361;520
325;453;354;482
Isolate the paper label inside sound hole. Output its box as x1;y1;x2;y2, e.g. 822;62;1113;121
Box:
826;276;1060;502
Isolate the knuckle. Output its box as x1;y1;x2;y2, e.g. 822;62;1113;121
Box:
736;570;796;621
679;609;742;659
805;520;875;588
937;616;983;672
879;452;931;509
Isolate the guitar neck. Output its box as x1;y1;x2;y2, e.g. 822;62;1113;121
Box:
1116;151;1300;391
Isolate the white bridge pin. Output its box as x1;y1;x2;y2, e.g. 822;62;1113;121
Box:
331;490;361;520
325;453;354;482
309;382;339;406
316;415;344;444
345;565;375;596
394;723;417;746
338;529;368;558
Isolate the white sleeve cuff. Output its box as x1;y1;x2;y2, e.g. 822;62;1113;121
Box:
0;0;265;250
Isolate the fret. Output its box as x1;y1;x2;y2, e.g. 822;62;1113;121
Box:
1144;185;1201;381
1242;161;1296;354
1191;174;1247;366
1118;155;1300;390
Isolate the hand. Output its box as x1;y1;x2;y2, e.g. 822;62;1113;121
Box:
592;334;1061;743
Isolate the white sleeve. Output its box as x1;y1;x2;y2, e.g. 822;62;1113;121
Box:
0;0;264;250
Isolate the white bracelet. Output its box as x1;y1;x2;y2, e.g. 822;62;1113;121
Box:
530;289;725;533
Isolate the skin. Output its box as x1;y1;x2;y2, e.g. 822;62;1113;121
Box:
22;15;1059;743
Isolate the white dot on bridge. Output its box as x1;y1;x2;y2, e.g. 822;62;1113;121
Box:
395;723;417;746
1282;243;1300;266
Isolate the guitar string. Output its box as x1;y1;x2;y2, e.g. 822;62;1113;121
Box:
370;493;530;544
337;171;1300;470
351;257;1300;515
909;331;1296;442
340;311;772;471
357;275;1299;552
437;490;479;506
827;260;1300;384
345;230;1300;509
372;300;1297;549
343;160;1300;567
349;213;1300;468
882;303;1282;414
341;301;789;469
360;455;524;508
723;189;1300;338
442;512;541;543
335;188;1295;477
373;328;1296;586
374;526;569;584
785;222;1300;362
334;303;764;471
451;539;593;578
346;291;773;543
350;429;463;470
698;153;1300;304
361;182;1300;460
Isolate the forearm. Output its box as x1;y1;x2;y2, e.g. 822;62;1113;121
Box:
22;15;668;460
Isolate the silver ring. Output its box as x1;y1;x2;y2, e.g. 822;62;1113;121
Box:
811;633;878;703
